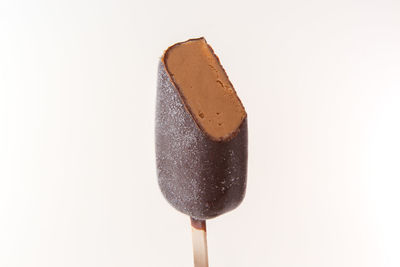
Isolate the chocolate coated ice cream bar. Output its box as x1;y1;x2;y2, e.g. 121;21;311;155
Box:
156;37;248;220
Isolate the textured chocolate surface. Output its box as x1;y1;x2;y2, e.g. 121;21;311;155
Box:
155;40;248;220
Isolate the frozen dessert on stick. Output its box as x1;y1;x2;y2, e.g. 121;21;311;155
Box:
156;37;248;266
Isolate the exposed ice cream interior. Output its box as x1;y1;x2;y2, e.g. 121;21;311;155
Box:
163;38;246;141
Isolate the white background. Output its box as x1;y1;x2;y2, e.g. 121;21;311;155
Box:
1;0;400;266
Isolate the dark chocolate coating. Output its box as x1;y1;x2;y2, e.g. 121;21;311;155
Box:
155;61;248;220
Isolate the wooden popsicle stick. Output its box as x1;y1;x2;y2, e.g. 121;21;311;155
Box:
190;218;209;267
